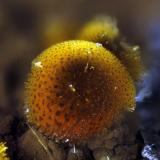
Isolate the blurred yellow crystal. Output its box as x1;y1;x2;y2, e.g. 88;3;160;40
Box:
0;142;9;160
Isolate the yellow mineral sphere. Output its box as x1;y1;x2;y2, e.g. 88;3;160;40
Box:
77;16;119;44
25;40;135;144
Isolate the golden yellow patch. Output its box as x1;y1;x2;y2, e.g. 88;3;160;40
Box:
78;16;119;43
0;142;9;160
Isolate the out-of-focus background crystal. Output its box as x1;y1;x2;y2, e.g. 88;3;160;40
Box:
1;0;160;160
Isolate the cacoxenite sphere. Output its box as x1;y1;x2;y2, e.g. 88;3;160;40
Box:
25;40;135;143
77;16;119;44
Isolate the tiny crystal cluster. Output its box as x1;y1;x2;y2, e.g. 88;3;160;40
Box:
0;142;9;160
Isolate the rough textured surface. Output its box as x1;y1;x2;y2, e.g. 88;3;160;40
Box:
25;40;135;144
1;1;157;159
88;112;140;160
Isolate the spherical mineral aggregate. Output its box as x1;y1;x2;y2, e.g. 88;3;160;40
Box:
77;16;119;43
25;40;135;143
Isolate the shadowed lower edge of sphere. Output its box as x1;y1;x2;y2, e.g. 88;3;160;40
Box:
25;104;129;145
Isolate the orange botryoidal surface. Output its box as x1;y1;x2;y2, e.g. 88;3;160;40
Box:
25;40;135;144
